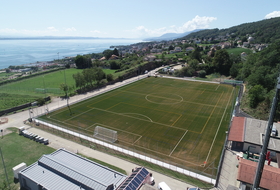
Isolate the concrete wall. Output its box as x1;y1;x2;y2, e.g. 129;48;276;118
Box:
18;173;40;190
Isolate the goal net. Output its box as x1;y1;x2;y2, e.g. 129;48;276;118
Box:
93;126;117;143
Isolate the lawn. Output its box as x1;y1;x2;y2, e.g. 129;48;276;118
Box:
227;47;252;55
0;68;119;111
0;128;54;186
38;77;237;175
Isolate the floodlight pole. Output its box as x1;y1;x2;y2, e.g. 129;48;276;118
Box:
63;67;72;115
252;76;280;189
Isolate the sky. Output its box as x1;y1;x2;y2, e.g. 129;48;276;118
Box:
1;0;280;39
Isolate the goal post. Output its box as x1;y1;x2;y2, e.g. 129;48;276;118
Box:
93;126;117;143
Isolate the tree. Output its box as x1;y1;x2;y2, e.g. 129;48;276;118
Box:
73;72;85;90
249;85;266;108
5;69;11;73
190;48;201;62
212;49;232;75
75;55;92;69
65;63;70;69
112;48;119;56
103;49;113;60
93;67;106;85
198;70;206;78
60;83;69;97
230;63;240;78
82;68;95;87
110;61;120;69
106;74;114;82
168;45;174;51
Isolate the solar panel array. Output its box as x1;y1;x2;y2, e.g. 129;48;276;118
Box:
118;167;149;190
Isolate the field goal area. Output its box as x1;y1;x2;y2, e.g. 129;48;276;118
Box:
93;126;118;143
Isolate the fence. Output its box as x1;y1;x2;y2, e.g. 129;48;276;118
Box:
33;118;216;185
0;96;51;116
214;84;241;187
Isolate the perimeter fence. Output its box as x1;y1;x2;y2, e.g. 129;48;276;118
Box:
32;118;216;187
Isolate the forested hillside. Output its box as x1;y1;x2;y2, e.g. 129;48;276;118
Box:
237;39;280;120
179;17;280;44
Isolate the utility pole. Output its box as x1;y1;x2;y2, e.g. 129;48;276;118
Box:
252;75;280;189
0;147;11;190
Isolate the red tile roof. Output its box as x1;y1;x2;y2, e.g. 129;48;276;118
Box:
237;159;280;189
228;117;245;142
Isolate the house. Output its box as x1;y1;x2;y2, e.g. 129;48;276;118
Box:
18;149;127;190
242;42;250;48
174;47;182;52
228;117;280;161
186;47;195;52
237;158;280;189
144;55;156;62
241;52;247;57
109;55;119;60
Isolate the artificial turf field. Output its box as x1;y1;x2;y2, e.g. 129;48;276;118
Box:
39;77;237;174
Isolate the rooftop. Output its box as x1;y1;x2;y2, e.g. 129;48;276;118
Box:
237;158;280;189
19;149;127;190
228;117;280;152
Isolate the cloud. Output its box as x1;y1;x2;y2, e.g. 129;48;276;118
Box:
90;30;101;34
65;27;77;32
179;15;217;32
264;11;280;19
47;26;58;32
0;28;19;34
130;15;217;38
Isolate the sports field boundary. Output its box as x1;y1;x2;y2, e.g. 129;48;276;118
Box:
34;118;216;185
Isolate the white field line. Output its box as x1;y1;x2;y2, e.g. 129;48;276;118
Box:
169;130;188;156
203;87;234;165
215;85;220;91
133;136;143;145
122;113;153;122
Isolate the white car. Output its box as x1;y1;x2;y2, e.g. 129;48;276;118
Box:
158;182;171;190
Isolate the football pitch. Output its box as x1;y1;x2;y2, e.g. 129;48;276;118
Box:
39;77;237;174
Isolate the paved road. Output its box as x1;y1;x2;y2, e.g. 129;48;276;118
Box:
0;71;200;190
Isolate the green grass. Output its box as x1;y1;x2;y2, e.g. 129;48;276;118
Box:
103;69;116;75
227;47;252;55
0;68;79;97
0;68;120;111
39;77;237;175
0;128;54;185
0;93;40;111
0;72;14;77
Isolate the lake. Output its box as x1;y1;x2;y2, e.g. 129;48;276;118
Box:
0;38;142;70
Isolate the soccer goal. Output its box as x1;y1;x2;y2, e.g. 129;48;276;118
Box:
93;126;117;143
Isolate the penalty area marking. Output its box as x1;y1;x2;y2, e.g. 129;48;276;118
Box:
122;113;153;122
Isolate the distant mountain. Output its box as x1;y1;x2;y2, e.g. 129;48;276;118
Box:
144;29;203;41
178;17;280;44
